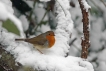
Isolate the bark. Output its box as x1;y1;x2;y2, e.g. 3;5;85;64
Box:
78;0;90;59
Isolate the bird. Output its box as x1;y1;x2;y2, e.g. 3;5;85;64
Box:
15;31;55;54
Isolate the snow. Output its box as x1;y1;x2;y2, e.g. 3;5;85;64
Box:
37;24;51;33
81;0;91;12
55;0;73;34
34;5;48;24
56;0;71;17
8;13;25;38
38;3;44;8
0;30;94;71
19;15;29;31
0;0;25;38
96;61;106;71
79;60;94;71
90;18;103;51
0;0;14;14
0;1;8;20
0;31;94;71
98;49;106;61
40;0;50;2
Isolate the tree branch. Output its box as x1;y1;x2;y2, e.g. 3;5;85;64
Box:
0;45;19;71
78;0;90;59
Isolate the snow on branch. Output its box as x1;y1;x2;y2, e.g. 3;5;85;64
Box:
0;0;25;38
40;0;51;2
52;0;74;56
81;0;91;12
0;30;94;71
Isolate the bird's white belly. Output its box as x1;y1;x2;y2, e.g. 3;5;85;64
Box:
34;45;48;50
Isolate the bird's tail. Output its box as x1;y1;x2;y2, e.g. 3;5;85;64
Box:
15;39;25;41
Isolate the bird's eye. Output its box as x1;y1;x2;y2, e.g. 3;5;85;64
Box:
49;34;50;35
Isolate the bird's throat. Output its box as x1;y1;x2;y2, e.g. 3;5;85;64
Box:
46;36;55;48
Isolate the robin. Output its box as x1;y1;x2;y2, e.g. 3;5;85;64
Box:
15;31;55;54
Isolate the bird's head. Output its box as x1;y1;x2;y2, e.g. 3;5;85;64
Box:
45;31;55;36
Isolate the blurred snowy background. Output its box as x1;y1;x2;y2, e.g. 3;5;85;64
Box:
0;0;106;71
69;0;106;71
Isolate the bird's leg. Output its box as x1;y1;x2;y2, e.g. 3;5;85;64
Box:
37;49;43;54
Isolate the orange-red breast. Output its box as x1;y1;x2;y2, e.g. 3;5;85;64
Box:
15;31;55;54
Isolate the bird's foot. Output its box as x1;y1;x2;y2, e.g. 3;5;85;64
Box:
37;49;43;54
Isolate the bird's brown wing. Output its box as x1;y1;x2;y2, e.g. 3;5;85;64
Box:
25;35;48;46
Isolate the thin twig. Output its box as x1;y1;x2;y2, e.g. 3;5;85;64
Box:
78;0;90;59
25;0;37;37
32;10;48;32
28;0;37;21
69;38;77;46
55;0;67;16
69;38;82;51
